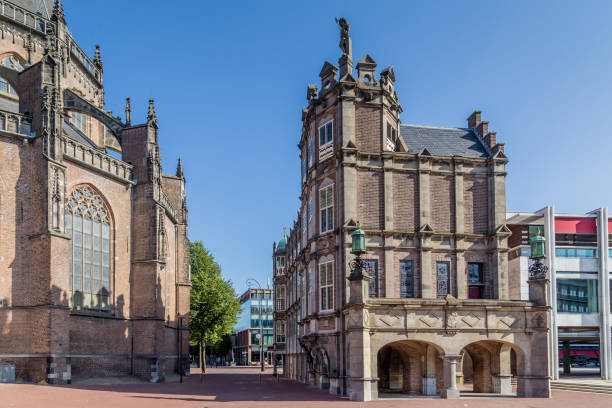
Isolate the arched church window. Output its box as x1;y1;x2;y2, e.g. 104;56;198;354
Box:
1;56;25;72
0;75;17;96
65;186;111;311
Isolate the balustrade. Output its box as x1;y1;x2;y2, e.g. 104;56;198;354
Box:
0;109;32;137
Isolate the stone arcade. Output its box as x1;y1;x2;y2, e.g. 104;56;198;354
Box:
273;19;551;400
0;1;190;383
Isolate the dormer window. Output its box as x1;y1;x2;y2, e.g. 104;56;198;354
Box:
385;122;398;152
318;120;333;161
71;111;88;134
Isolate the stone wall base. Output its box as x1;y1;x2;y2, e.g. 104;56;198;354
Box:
516;376;551;398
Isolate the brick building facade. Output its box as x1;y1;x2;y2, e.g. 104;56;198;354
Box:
0;1;190;383
273;19;551;400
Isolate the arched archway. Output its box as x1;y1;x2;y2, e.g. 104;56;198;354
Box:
377;340;444;396
459;340;524;396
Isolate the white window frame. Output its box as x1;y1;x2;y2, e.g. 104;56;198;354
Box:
319;184;334;234
318;120;334;161
71;111;87;134
319;261;334;312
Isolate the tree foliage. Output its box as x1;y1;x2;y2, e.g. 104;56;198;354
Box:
189;241;241;354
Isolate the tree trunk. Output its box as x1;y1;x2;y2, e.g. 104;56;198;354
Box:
199;339;206;374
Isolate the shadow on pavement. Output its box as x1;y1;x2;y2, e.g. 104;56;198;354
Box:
57;368;347;403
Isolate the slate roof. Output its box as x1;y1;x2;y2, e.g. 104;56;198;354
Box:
63;118;102;150
8;0;54;19
400;124;491;159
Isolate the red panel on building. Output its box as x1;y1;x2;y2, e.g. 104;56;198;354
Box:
608;219;612;232
555;217;597;234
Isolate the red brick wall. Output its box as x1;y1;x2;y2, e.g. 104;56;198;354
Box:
357;170;383;230
430;175;455;233
393;173;419;232
355;105;381;152
464;176;489;234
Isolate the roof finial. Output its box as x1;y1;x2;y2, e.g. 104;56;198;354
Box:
93;44;103;71
176;158;184;178
52;0;65;24
125;97;131;126
147;98;158;128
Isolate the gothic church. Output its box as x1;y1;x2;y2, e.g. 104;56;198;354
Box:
0;0;190;383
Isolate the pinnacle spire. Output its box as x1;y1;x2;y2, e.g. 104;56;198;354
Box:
125;97;131;126
52;0;65;24
147;98;158;128
94;44;103;71
176;158;184;178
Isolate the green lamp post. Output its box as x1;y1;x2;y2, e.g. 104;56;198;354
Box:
349;222;367;279
351;223;366;255
530;230;546;259
529;229;548;279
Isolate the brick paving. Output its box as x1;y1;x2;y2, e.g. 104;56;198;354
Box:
0;367;611;408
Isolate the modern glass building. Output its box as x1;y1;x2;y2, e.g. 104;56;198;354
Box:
233;288;274;365
507;208;612;380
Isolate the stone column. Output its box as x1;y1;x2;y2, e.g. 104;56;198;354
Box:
490;158;509;300
454;159;464;235
346;268;376;401
418;158;433;298
441;355;461;398
491;344;512;395
420;246;432;298
456;249;467;299
383;157;395;298
346;315;376;401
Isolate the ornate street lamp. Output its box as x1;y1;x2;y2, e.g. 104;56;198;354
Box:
528;229;548;279
349;223;367;277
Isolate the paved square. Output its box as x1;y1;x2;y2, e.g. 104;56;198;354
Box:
0;367;611;408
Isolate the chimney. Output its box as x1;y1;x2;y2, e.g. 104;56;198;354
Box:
467;110;482;128
484;132;497;149
476;121;488;139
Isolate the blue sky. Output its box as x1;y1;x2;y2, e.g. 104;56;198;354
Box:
65;0;612;293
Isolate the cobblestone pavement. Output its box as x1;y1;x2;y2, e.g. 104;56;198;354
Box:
1;367;611;408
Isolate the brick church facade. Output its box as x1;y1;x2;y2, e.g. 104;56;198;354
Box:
273;19;551;400
0;1;190;383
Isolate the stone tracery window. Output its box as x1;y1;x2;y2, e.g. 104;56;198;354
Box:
65;186;111;311
1;56;25;72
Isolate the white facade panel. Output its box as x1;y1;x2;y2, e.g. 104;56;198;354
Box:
555;257;599;273
556;313;600;327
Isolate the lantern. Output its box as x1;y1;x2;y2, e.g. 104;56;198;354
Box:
530;230;546;259
351;222;366;255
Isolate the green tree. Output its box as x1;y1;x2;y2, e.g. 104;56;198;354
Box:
189;241;241;372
